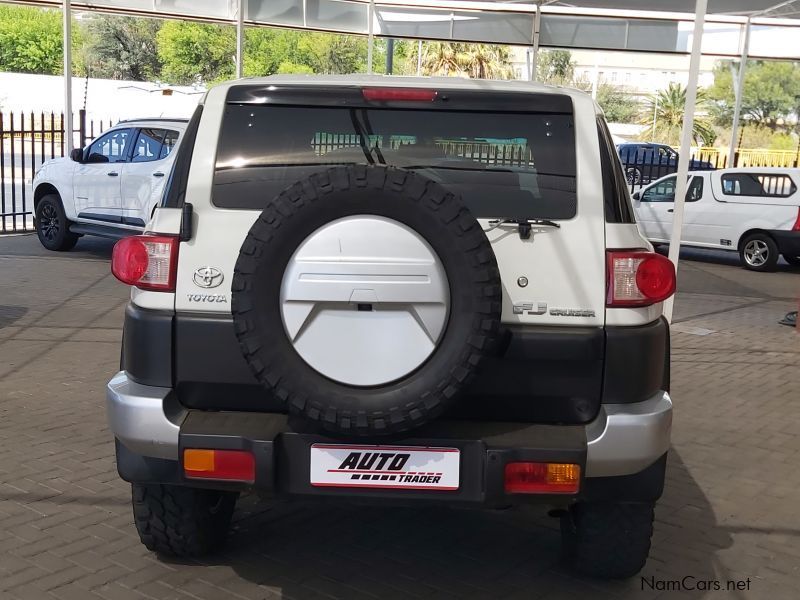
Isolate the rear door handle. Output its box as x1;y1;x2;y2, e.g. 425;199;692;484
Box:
667;209;674;213
107;171;119;177
153;172;165;178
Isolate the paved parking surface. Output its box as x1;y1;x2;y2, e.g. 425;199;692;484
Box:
1;233;798;600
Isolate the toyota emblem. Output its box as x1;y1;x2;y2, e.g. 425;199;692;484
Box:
193;266;224;289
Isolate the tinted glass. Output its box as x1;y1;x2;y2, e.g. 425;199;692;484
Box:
213;104;577;219
598;119;634;223
721;173;797;197
687;176;703;202
641;175;700;202
88;128;132;163
160;130;180;160
163;106;202;208
641;176;676;202
132;128;166;163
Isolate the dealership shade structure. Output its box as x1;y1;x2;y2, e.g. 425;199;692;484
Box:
8;0;800;319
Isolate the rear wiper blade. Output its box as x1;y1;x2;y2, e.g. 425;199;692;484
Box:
485;218;561;240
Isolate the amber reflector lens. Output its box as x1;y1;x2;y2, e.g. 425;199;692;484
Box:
183;449;255;483
504;462;580;494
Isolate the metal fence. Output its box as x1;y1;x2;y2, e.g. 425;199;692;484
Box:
3;116;800;233
0;109;108;233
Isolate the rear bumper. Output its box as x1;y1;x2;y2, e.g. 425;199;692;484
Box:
107;372;671;504
771;230;800;256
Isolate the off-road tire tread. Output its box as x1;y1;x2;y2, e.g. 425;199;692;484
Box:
231;165;502;435
131;483;237;557
562;502;654;579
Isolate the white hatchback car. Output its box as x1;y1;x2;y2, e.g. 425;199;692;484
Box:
32;118;187;250
633;167;800;271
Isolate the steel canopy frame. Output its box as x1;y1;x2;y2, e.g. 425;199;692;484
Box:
62;0;72;153
663;0;707;322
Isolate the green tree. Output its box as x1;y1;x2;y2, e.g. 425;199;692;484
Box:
244;28;303;76
639;83;715;146
81;15;162;80
236;27;371;78
419;42;512;79
0;5;83;75
708;60;800;130
537;49;575;85
299;33;372;75
157;21;234;84
596;84;640;123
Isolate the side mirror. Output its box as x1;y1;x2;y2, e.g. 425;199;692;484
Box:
70;148;83;162
632;191;641;201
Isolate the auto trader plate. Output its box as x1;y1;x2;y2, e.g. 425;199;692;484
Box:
310;444;460;490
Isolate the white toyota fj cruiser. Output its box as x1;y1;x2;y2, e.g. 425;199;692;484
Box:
107;75;675;579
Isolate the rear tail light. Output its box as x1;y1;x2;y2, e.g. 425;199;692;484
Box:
362;88;437;102
792;207;800;231
607;250;676;307
183;449;256;483
111;235;179;292
504;462;580;494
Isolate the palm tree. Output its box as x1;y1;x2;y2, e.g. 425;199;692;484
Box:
639;83;715;146
419;42;513;80
419;42;462;76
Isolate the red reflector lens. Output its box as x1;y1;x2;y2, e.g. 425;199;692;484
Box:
504;462;580;494
607;251;675;307
183;449;256;483
362;87;437;102
111;237;149;285
636;255;676;301
111;234;178;292
792;207;800;231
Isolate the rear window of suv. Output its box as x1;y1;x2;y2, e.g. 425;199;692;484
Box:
213;102;577;220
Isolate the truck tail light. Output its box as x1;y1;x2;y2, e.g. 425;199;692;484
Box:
183;449;255;483
607;250;676;307
111;235;179;292
504;462;580;494
362;88;437;102
792;207;800;231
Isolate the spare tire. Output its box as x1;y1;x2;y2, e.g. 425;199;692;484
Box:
231;165;501;435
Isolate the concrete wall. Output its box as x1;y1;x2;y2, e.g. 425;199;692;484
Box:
0;72;203;122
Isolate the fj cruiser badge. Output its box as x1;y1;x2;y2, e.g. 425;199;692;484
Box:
513;302;547;315
193;266;224;289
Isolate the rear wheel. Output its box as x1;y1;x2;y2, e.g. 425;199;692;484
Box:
739;233;778;272
783;254;800;267
132;483;238;557
35;194;78;251
625;167;642;186
561;502;655;579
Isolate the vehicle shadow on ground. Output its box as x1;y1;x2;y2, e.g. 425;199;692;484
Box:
161;448;735;599
0;305;27;329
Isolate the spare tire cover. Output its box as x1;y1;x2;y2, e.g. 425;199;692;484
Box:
231;165;501;435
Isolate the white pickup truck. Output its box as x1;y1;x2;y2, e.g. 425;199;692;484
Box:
633;168;800;271
32;118;187;250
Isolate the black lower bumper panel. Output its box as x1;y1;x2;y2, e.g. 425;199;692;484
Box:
115;410;667;506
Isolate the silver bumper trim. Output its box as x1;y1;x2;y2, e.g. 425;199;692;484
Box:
106;371;672;477
106;371;183;460
585;391;673;477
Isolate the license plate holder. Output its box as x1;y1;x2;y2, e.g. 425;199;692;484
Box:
310;443;460;491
